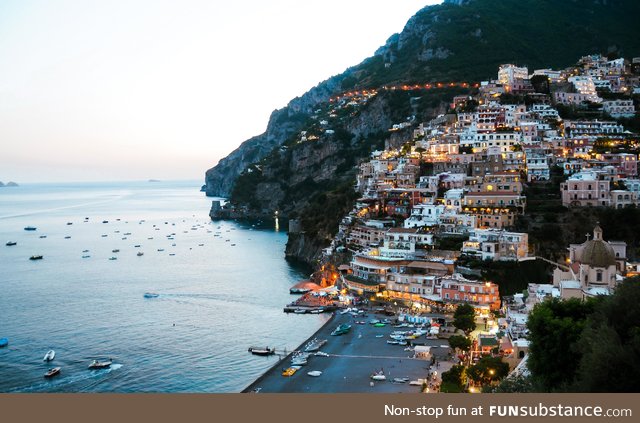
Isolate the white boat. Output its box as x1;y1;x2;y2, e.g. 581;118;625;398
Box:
43;350;55;361
314;351;329;357
371;371;386;381
307;370;322;377
88;359;112;369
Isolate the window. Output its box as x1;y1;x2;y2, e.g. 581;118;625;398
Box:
596;271;603;282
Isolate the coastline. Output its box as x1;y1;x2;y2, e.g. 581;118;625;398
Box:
241;313;337;393
242;309;454;393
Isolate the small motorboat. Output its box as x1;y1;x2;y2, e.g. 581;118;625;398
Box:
82;255;91;259
44;367;61;378
112;249;120;253
64;236;71;239
314;351;329;357
101;234;108;237
43;350;56;361
137;252;144;256
307;371;322;377
108;256;117;260
88;359;112;369
6;241;17;246
29;255;43;260
82;249;90;253
0;338;8;348
371;370;386;381
102;220;109;224
331;324;352;336
39;235;47;238
66;222;73;225
143;292;159;299
248;347;275;356
24;226;37;231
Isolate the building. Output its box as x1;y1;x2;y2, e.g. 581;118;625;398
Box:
440;275;501;311
462;229;528;261
552;226;626;298
498;64;529;87
602;99;635;118
560;171;611;207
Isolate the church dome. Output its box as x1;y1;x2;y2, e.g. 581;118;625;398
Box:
581;225;616;268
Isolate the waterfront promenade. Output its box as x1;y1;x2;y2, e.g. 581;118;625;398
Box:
244;311;454;393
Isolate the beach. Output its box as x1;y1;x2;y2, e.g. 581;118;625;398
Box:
244;310;454;393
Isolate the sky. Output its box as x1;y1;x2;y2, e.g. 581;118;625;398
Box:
0;0;440;183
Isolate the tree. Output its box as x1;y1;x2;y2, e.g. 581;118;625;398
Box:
467;356;510;385
448;335;472;352
440;364;466;393
526;297;598;391
453;303;476;334
572;278;640;392
489;374;537;393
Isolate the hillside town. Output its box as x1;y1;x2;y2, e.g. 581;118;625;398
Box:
286;53;640;391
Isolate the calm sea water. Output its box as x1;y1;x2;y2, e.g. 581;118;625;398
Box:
0;181;328;392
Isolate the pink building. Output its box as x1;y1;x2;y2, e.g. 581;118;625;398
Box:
561;171;611;207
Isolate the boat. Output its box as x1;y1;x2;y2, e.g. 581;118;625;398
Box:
6;241;17;246
294;309;306;314
64;236;71;239
290;288;311;294
88;359;112;369
330;324;352;336
307;371;322;377
101;234;108;237
24;226;37;231
281;366;300;377
314;351;329;357
309;309;323;314
67;222;73;225
44;367;61;378
39;235;47;238
248;347;275;356
43;350;56;361
112;249;119;253
143;292;159;298
82;249;90;253
0;338;8;348
29;255;43;260
304;339;327;352
82;255;91;258
137;252;144;256
102;220;108;224
157;248;164;252
392;377;409;384
108;256;117;260
371;370;386;381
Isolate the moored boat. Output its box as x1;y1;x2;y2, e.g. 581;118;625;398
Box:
44;367;61;378
88;359;112;369
29;255;43;260
143;292;159;298
6;241;17;246
371;370;386;381
24;226;36;231
0;338;8;348
248;346;275;356
307;370;322;377
331;324;352;336
43;350;56;361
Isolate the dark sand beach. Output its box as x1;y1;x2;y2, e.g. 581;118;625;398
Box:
244;310;454;393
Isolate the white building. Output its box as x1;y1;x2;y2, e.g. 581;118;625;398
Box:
603;100;635;118
498;64;529;86
404;204;446;228
462;229;529;261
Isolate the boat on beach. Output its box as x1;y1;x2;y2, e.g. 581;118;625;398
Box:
43;350;56;361
248;346;275;356
304;338;327;352
371;370;386;381
331;324;352;336
44;367;61;378
88;359;112;369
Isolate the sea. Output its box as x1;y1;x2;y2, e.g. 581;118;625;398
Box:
0;180;329;392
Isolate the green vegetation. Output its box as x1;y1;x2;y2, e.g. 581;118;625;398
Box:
453;303;476;334
526;278;640;392
448;335;472;352
467;356;510;386
440;364;467;393
347;0;640;89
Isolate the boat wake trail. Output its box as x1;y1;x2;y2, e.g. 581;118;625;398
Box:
0;194;130;220
8;364;123;393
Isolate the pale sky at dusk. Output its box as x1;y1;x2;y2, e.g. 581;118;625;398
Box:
0;0;439;183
